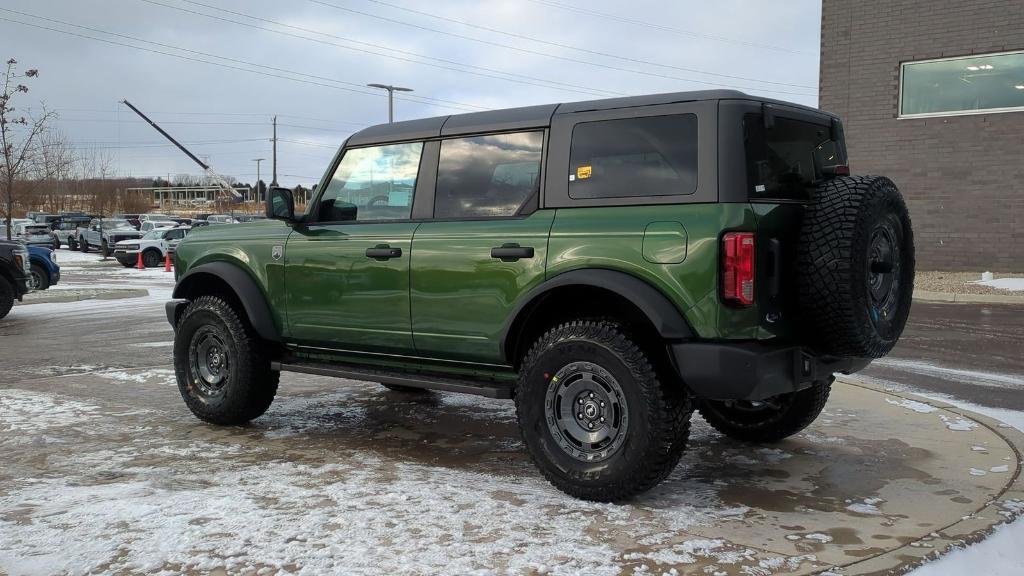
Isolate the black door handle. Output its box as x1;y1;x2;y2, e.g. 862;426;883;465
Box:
491;243;535;262
366;244;402;260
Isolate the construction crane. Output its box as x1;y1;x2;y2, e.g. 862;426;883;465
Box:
119;99;243;202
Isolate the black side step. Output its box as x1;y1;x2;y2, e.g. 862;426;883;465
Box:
271;361;515;399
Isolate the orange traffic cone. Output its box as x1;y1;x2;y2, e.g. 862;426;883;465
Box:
164;251;172;272
137;251;145;270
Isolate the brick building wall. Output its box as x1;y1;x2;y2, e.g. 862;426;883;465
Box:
820;0;1024;271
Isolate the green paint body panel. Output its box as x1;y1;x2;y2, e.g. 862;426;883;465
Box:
547;204;757;340
285;222;418;353
173;204;777;369
174;221;292;335
410;211;555;363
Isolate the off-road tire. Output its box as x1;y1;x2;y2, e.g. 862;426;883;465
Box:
699;378;833;443
173;295;279;425
142;249;162;268
67;237;77;251
516;320;692;502
118;258;134;268
29;264;49;291
0;277;14;320
798;176;914;358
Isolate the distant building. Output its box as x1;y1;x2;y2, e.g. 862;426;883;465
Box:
820;0;1023;271
128;185;252;209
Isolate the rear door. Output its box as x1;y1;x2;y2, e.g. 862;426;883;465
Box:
410;131;552;364
284;141;426;353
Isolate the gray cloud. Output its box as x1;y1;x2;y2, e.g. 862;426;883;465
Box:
2;0;820;187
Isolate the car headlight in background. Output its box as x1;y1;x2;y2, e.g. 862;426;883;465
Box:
50;250;57;263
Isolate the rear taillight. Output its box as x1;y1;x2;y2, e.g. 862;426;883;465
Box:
722;232;755;306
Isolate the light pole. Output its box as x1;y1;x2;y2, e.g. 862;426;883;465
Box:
252;158;265;204
367;83;413;123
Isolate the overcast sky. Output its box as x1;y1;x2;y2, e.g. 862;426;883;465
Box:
1;0;821;187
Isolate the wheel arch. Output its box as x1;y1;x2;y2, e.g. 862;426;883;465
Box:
172;261;281;342
501;269;694;367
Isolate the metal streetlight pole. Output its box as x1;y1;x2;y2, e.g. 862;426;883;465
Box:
367;83;414;123
252;158;265;205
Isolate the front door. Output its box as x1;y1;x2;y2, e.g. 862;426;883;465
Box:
410;130;551;364
285;141;425;353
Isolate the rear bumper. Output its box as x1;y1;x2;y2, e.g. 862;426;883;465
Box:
670;341;871;401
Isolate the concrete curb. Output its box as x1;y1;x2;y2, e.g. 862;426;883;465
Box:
833;379;1024;575
914;289;1024;305
16;288;150;305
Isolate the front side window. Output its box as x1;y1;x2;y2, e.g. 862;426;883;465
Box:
901;51;1024;117
744;114;845;201
318;141;423;222
568;114;698;200
435;131;543;219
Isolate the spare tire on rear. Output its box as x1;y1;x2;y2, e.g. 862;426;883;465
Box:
797;175;914;358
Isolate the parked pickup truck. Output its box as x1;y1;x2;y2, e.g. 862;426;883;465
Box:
53;216;92;250
77;218;142;256
0;239;31;320
114;225;190;267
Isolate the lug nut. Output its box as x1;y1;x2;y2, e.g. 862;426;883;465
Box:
577;413;583;419
588;422;594;429
600;417;605;422
578;398;584;404
600;401;605;407
589;392;594;398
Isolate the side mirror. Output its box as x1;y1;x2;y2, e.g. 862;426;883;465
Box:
266;186;295;221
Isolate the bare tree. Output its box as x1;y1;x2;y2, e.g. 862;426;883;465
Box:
1;58;55;239
36;129;78;213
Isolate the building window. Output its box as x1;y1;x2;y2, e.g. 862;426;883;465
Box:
900;51;1024;118
568;114;697;200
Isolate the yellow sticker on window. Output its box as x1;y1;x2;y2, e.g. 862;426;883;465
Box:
576;165;592;179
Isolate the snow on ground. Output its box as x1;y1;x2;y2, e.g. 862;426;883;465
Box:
871;358;1024;389
973;278;1024;292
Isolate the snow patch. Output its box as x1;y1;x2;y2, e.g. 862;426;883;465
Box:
886;398;938;414
940;415;979;432
969;468;988;477
972;278;1024;292
989;465;1010;473
0;389;100;433
845;497;884;515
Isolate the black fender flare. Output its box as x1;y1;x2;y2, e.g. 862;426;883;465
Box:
171;261;281;342
500;268;694;363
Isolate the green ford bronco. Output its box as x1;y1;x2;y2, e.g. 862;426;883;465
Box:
168;90;914;501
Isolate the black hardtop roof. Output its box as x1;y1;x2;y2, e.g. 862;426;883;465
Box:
347;90;831;147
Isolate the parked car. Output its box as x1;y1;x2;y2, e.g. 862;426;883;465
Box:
190;219;210;228
205;214;239;225
167;89;915;501
7;218;33;232
15;223;56;248
114;225;190;267
170;217;193;226
53;216;92;250
138;213;173;226
0;239;31;319
140;220;179;233
236;214;267;223
26;245;59;291
114;213;142;230
76;218;142;256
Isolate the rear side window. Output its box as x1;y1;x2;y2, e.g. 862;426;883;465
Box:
568;114;698;200
435;131;543;219
744;114;846;201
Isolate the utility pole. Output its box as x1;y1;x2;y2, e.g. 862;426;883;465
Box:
271;115;278;187
367;83;413;123
252;158;265;204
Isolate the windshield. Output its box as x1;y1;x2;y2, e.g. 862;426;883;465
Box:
744;114;846;201
101;219;134;230
142;230;164;240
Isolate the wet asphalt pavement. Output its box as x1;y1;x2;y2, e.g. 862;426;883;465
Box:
857;301;1024;412
2;253;1024;574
